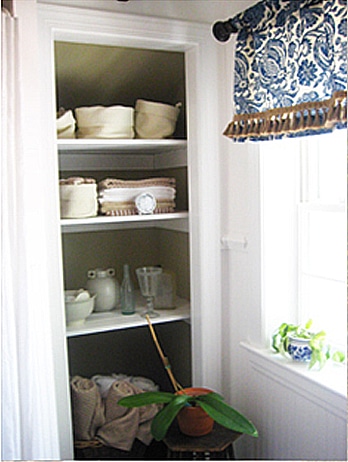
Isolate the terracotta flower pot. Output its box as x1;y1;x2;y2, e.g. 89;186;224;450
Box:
176;387;214;437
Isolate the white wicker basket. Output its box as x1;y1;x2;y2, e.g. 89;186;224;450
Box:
135;99;181;139
57;109;76;138
75;105;135;139
60;183;98;218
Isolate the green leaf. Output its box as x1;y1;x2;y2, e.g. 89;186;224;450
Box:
151;394;190;441
196;394;258;437
118;391;174;407
271;333;281;353
208;391;225;401
332;351;346;363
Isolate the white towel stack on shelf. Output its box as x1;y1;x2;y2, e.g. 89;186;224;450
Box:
98;177;176;216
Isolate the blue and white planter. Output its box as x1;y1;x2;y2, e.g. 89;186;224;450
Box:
287;336;312;362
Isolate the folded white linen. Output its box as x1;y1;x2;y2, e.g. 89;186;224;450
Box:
130;376;159;392
98;186;176;203
91;374;124;399
92;373;159;397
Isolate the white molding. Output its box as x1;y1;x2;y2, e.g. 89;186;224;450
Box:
241;342;347;417
38;5;222;456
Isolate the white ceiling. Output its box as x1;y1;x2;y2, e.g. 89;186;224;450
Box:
39;0;259;24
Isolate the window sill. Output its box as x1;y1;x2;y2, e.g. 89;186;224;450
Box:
240;341;346;419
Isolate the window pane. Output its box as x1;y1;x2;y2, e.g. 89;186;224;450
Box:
300;274;347;345
300;208;346;281
301;130;347;204
298;129;347;348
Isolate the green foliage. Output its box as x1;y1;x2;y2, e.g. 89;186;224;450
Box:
271;319;346;370
197;393;258;437
119;390;258;441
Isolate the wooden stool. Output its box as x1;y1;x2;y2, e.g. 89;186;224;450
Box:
163;423;241;460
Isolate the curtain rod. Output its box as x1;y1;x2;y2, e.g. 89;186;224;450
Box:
212;0;322;43
212;19;239;42
212;0;264;43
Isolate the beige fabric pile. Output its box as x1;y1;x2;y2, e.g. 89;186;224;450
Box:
98;177;176;216
71;375;161;451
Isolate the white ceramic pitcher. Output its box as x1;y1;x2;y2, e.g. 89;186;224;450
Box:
86;268;120;312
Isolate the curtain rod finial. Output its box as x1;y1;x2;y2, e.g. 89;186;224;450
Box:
212;20;238;43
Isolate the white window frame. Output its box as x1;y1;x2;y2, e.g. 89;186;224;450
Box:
259;130;347;350
297;131;347;347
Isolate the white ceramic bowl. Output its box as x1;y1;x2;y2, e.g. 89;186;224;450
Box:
65;290;96;327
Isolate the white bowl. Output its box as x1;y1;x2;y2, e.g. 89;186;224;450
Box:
65;290;96;327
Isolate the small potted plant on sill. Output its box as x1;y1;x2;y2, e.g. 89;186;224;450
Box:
118;316;258;441
271;319;346;370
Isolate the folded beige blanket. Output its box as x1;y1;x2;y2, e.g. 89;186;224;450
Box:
100;199;175;216
60;176;96;185
99;177;176;190
96;380;161;451
70;376;105;441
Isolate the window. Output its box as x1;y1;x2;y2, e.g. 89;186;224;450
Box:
298;130;347;347
260;130;347;349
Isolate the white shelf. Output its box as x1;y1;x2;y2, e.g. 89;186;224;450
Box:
58;139;187;171
66;296;190;337
61;211;189;233
57;139;187;152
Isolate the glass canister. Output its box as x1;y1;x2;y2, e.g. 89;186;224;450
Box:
86;268;120;312
154;270;176;309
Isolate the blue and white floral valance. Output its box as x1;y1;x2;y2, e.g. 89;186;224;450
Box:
224;0;347;141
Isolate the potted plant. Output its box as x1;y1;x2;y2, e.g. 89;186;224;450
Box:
118;385;258;441
272;319;346;370
118;315;258;441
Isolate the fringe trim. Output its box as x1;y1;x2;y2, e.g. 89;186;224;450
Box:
224;91;347;141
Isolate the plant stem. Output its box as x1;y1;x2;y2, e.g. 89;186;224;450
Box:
145;315;183;392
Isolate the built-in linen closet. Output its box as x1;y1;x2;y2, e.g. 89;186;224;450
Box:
38;5;222;457
56;40;192;391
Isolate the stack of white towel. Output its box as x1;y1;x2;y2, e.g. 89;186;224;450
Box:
98;177;176;216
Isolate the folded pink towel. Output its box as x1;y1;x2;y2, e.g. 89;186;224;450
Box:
70;376;105;441
96;380;161;451
99;177;175;190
